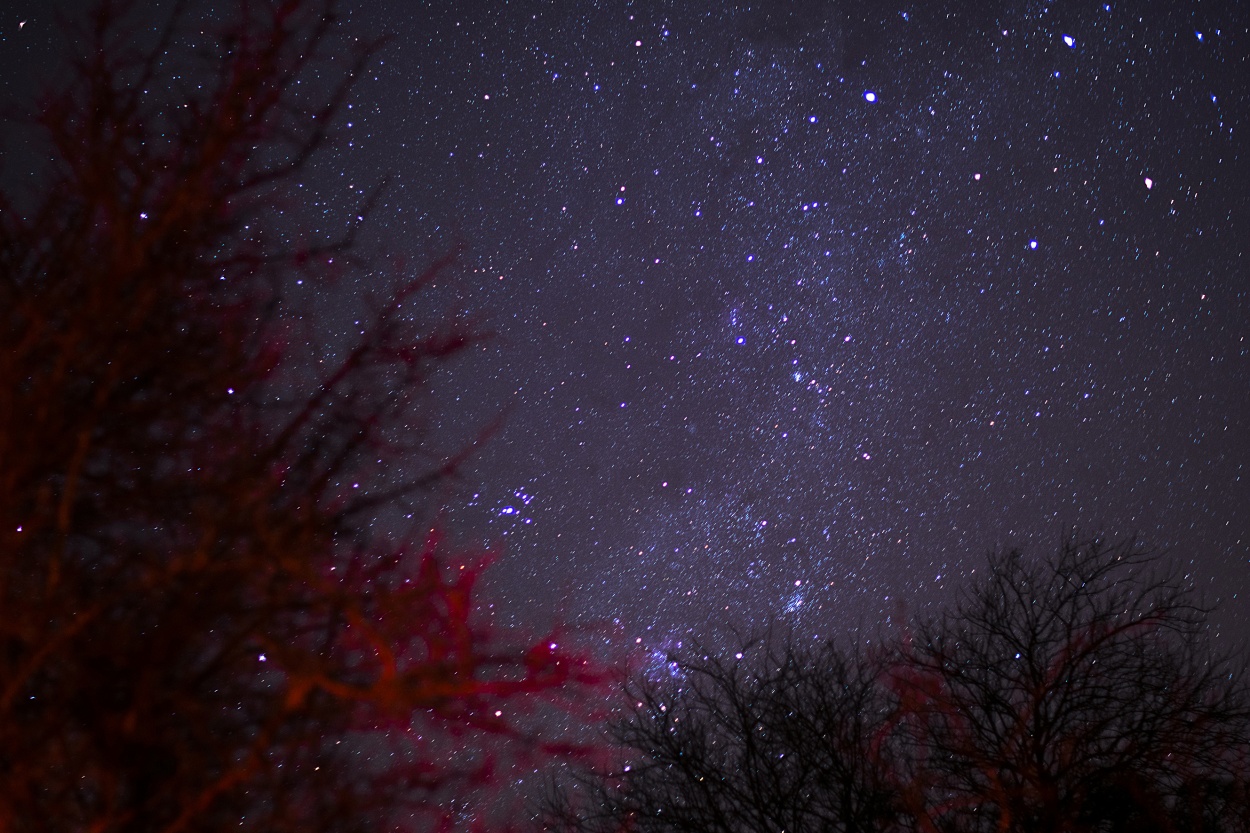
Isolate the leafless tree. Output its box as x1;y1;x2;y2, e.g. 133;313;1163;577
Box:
882;539;1250;833
544;540;1250;833
541;638;899;833
0;3;600;831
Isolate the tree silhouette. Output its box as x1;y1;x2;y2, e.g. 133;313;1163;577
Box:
544;641;897;833
544;540;1250;833
0;2;599;831
881;539;1250;833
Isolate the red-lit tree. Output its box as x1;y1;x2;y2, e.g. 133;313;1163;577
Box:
0;2;599;831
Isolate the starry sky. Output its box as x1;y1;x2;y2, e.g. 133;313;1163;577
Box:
4;0;1249;649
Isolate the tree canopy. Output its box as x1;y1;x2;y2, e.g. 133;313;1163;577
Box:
0;3;599;831
544;539;1250;833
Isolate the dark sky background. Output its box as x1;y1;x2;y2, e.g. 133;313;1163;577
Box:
4;0;1248;655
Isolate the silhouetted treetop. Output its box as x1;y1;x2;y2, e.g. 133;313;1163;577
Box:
543;538;1250;833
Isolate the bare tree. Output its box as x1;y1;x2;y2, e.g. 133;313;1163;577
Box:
541;639;899;833
0;3;600;831
545;540;1250;833
881;539;1250;833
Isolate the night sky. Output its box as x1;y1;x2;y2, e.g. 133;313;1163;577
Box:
5;0;1249;650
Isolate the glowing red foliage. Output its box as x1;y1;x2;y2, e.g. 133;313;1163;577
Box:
0;3;606;831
